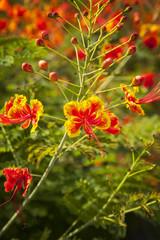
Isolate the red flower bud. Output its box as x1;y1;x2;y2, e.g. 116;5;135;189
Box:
127;46;136;55
38;60;48;71
52;11;59;18
47;11;59;18
74;13;79;19
49;72;58;82
116;23;123;31
124;6;132;12
101;26;106;33
71;37;78;45
41;31;49;41
131;75;144;86
22;63;33;72
36;38;45;47
102;58;113;69
47;12;52;18
130;33;139;41
83;10;88;17
120;16;127;23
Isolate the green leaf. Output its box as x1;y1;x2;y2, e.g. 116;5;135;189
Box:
0;55;14;66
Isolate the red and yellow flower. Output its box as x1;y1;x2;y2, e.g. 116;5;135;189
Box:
64;97;120;156
121;82;160;115
0;168;32;226
0;94;43;132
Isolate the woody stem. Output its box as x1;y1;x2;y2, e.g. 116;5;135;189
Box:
1;125;19;167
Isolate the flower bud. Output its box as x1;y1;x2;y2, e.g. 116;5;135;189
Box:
124;6;132;12
71;37;78;45
49;72;58;82
74;13;79;19
41;31;49;41
22;63;33;72
52;11;59;18
131;75;144;86
127;46;136;55
47;12;52;18
130;33;139;41
102;58;113;69
116;23;123;31
101;26;106;33
83;10;88;17
38;60;48;71
36;38;45;47
120;16;127;23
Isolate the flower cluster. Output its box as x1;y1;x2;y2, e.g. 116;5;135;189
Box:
0;94;43;132
0;168;32;226
64;97;120;156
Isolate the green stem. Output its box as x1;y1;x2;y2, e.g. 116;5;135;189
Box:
74;45;82;85
63;143;154;239
77;18;86;48
58;79;81;88
81;69;105;101
45;46;82;73
56;82;69;102
77;2;93;101
1;125;19;167
43;114;66;122
91;40;130;61
106;101;127;111
95;84;131;94
34;71;49;81
58;83;79;96
59;16;88;38
93;9;124;34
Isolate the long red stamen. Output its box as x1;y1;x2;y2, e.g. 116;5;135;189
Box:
106;90;116;109
0;185;18;207
14;190;26;228
139;82;160;104
86;122;104;158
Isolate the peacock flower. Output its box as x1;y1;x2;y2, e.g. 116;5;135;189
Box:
0;94;43;132
121;82;160;115
102;111;120;135
0;168;32;226
64;96;119;156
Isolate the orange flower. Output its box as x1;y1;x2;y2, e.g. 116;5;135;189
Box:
0;168;32;226
121;82;160;115
64;97;119;156
102;111;120;135
121;84;145;115
0;94;43;132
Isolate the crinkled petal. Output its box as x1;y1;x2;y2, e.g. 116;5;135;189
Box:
22;168;32;197
30;99;44;132
5;97;14;115
95;112;111;130
64;101;80;119
14;94;27;106
2;168;23;193
104;126;120;135
65;119;82;137
127;102;145;115
21;119;31;129
87;96;105;113
79;100;91;115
